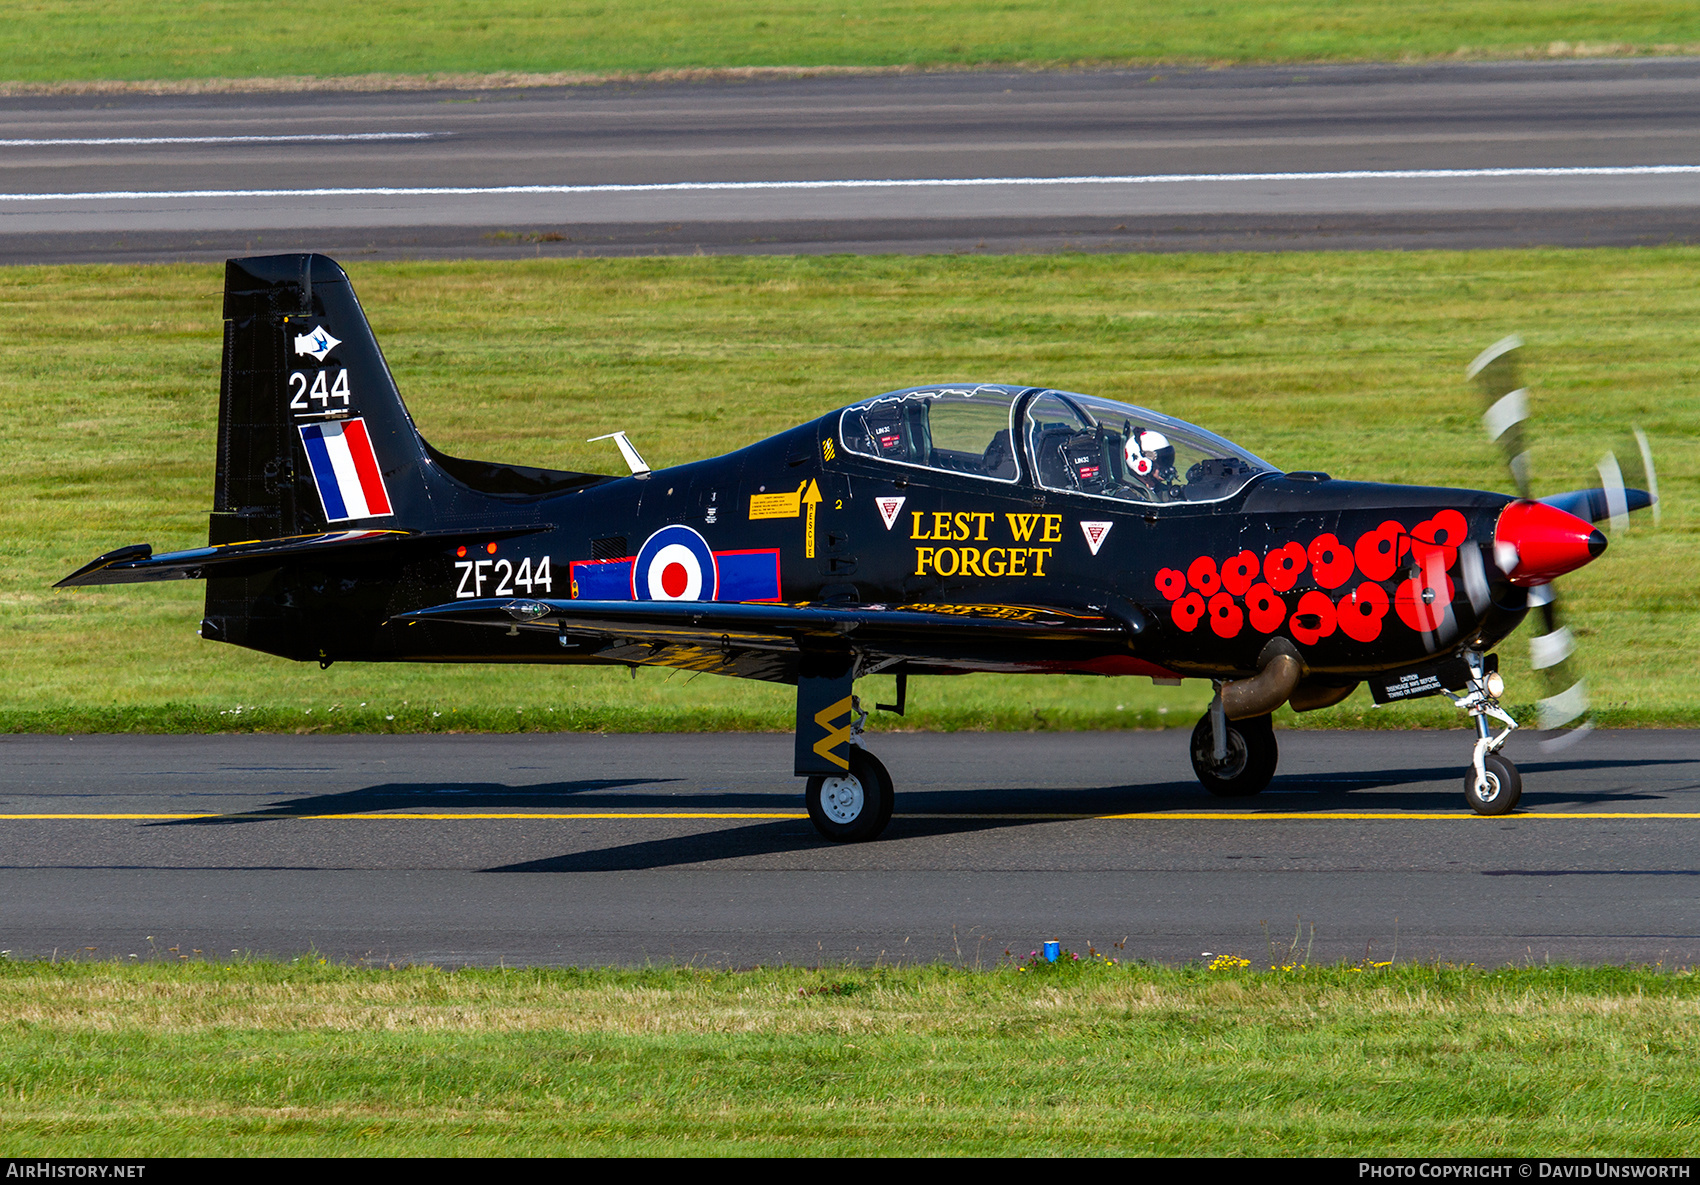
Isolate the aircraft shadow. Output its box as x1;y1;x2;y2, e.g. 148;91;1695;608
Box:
483;815;1023;873
147;776;691;826
885;754;1697;816
144;753;1699;841
1268;754;1698;811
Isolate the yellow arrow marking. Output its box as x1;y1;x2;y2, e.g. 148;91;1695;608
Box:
802;479;822;558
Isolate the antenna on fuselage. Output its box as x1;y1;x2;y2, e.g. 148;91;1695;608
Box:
588;431;651;477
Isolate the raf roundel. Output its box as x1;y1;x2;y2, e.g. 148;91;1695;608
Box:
632;524;719;602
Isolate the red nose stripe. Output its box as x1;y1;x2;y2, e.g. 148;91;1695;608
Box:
1495;501;1607;585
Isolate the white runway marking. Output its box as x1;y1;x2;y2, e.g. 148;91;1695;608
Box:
1;164;1695;203
0;133;440;148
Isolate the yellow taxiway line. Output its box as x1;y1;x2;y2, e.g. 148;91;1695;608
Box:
4;811;1700;822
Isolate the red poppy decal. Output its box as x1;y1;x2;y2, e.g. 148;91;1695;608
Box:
1162;511;1472;644
1263;541;1307;592
1410;509;1468;572
1307;532;1356;590
1394;570;1457;633
1171;591;1206;632
1245;583;1285;634
1207;591;1244;638
1337;581;1391;643
1289;589;1338;646
1219;550;1259;597
1353;519;1409;582
1187;555;1221;596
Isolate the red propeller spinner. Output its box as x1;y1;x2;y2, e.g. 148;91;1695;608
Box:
1493;499;1607;586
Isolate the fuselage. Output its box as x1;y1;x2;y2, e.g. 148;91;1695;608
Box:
217;395;1535;687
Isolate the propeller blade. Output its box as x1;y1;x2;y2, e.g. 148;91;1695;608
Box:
1596;451;1630;537
1458;540;1491;615
1588;426;1661;537
1636;427;1661;528
1526;583;1592;750
1538;486;1653;524
1469;334;1532;499
1467;335;1614;750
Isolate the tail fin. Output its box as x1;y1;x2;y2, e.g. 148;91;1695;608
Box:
212;254;435;545
196;254;609;658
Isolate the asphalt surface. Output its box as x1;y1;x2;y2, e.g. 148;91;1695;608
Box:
3;729;1697;968
5;58;1700;261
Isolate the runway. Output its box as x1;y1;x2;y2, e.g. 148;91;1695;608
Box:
2;730;1697;968
5;58;1700;261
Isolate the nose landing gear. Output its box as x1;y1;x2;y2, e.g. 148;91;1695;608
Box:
1452;650;1521;815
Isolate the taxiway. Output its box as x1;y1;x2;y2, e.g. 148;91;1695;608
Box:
3;730;1696;967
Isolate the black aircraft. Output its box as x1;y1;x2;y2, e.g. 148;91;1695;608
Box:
59;255;1656;840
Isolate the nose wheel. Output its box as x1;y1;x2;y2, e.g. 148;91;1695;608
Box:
1466;751;1522;815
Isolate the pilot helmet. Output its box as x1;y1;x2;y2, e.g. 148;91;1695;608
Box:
1126;429;1176;481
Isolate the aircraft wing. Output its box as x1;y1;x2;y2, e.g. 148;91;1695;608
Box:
56;525;552;587
393;596;1140;670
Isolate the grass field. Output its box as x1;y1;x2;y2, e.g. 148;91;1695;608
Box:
3;1;1699;88
0;957;1696;1155
3;250;1695;734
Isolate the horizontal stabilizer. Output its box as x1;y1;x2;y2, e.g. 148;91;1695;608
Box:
1538;487;1654;523
394;597;1128;655
57;525;552;588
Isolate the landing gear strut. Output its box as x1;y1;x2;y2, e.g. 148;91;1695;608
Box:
1452;650;1521;815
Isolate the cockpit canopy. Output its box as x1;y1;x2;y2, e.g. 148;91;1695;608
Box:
838;384;1278;504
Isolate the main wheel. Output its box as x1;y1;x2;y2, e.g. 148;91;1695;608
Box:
860;749;897;833
1190;712;1278;797
1465;753;1521;815
806;748;893;842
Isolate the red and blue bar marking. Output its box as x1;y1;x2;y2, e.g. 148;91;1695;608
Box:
570;548;781;603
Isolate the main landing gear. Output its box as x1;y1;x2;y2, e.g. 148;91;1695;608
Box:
795;656;899;843
1189;690;1279;797
1451;650;1521;815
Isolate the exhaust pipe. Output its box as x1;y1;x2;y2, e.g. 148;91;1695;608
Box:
1221;641;1304;720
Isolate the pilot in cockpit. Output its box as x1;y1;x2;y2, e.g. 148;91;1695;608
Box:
1124;428;1179;495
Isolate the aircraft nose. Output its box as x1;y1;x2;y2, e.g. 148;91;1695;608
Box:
1494;500;1607;585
